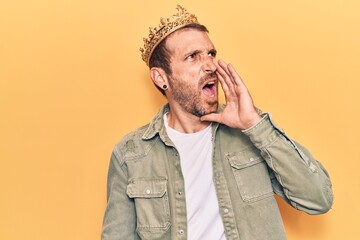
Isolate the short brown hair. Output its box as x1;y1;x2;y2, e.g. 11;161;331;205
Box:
149;23;209;95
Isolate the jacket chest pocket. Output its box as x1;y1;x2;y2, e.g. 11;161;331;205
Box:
227;148;273;202
127;178;171;239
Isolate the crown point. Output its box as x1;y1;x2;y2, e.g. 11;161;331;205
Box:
140;5;199;66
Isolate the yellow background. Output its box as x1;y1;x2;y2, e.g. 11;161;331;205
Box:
1;0;359;239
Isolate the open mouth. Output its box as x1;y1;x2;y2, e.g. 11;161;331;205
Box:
202;81;217;97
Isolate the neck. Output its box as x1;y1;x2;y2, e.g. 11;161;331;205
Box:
166;103;211;134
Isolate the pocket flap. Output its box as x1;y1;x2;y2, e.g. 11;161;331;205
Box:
227;148;264;169
127;178;167;198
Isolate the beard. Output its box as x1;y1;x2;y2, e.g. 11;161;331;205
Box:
168;72;218;117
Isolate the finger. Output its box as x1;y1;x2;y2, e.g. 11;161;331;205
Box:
214;60;235;94
213;60;231;94
218;59;232;78
200;113;223;124
213;59;227;79
226;63;250;97
216;71;229;92
216;72;235;102
219;60;240;89
227;63;246;88
218;60;240;93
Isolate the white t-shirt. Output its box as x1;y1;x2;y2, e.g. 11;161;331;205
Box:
164;114;226;240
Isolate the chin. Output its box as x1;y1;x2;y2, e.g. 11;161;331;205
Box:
193;102;218;117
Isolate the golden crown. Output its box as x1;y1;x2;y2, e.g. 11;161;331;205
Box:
140;5;199;66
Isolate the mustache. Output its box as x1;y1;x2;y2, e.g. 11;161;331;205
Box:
199;72;218;85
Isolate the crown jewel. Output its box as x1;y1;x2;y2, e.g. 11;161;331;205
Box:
140;5;199;66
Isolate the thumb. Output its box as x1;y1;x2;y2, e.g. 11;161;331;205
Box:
200;113;222;123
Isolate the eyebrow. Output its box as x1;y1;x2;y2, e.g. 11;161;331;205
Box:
183;48;217;58
184;49;201;58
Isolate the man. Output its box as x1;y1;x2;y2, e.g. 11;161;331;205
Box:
102;5;333;240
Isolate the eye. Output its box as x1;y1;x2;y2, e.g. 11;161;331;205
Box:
208;50;217;58
185;53;197;61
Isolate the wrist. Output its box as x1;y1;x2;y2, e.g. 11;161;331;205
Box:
242;114;262;130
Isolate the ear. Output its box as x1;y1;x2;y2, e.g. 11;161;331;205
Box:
150;67;168;90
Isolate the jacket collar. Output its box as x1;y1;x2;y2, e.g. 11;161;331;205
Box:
142;104;170;141
142;103;223;142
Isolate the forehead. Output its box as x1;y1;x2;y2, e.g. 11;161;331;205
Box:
165;28;214;56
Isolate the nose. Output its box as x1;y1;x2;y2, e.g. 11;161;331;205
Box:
203;56;217;73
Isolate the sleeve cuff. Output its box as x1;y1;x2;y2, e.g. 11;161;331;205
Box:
242;113;284;148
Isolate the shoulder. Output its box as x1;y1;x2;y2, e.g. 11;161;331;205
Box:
112;124;155;162
118;124;150;145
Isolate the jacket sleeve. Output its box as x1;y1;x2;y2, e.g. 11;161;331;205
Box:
242;113;333;215
101;147;140;240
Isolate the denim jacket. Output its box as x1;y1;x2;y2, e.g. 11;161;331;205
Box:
102;104;333;240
